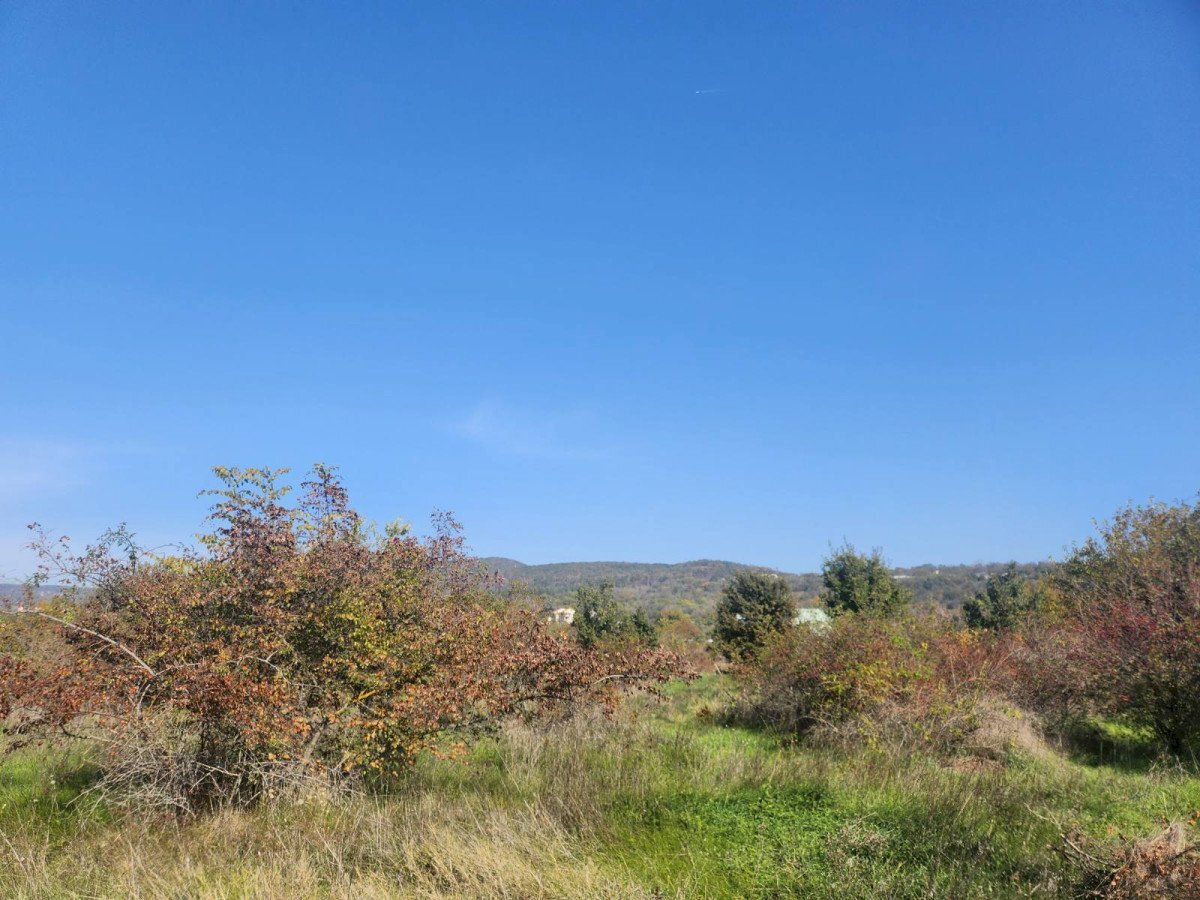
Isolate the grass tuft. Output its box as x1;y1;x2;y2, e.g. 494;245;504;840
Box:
2;676;1198;897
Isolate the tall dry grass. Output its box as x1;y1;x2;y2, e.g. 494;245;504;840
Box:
3;678;1199;898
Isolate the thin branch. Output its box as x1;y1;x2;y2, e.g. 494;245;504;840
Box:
1025;804;1111;868
14;609;156;677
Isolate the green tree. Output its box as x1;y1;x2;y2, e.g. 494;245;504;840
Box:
962;563;1042;630
820;544;910;618
714;571;795;660
572;582;655;648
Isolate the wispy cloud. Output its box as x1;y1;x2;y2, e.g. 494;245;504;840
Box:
451;402;618;461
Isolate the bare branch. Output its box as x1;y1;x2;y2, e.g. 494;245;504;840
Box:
14;609;156;678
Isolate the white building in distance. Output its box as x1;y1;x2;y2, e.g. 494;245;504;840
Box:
793;607;831;630
545;607;576;625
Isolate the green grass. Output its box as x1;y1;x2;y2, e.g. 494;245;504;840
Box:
0;745;106;833
2;676;1199;897
406;676;1200;897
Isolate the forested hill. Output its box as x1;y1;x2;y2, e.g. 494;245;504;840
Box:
479;558;1055;622
0;584;62;608
4;558;1056;621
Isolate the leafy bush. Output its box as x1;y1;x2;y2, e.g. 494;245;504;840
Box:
962;562;1045;631
730;614;1018;753
713;571;795;660
655;607;714;672
571;582;655;648
820;545;911;618
0;465;682;812
1045;495;1200;749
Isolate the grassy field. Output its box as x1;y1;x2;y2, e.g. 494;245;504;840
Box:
2;675;1197;898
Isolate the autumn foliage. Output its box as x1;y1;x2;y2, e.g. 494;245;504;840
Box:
729;494;1200;761
0;466;681;811
1045;496;1200;749
728;613;1021;752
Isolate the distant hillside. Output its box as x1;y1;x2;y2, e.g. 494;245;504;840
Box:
479;558;1056;623
5;559;1060;622
0;584;63;608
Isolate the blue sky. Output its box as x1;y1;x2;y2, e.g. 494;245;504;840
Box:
1;1;1197;577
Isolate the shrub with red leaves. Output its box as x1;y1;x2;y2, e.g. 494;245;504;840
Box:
1047;496;1200;749
0;465;683;811
729;613;1018;752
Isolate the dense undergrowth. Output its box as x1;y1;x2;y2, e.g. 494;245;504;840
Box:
3;675;1199;899
1;466;680;812
4;482;1199;896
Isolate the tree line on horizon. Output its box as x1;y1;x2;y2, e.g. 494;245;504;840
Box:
486;556;1055;625
4;463;1198;818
